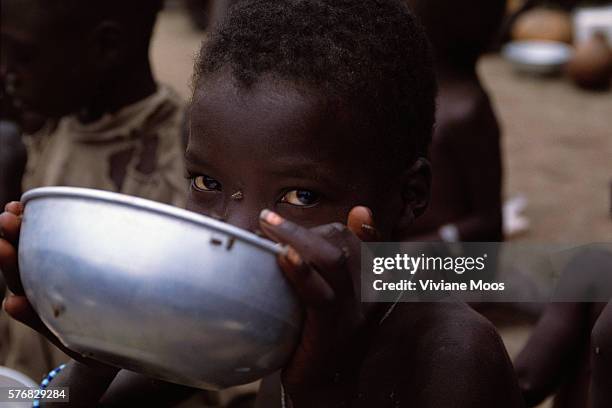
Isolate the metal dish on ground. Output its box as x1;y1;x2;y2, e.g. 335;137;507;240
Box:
503;40;573;75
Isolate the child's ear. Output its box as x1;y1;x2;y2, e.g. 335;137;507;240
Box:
395;157;431;232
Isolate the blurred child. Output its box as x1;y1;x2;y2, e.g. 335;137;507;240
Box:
1;1;523;406
0;120;26;208
0;0;186;385
515;249;612;408
404;0;506;243
1;0;186;206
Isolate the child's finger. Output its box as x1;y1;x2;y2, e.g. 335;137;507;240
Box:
5;296;76;359
4;201;24;215
259;209;350;293
347;206;379;242
3;295;45;332
260;210;345;271
2;295;98;367
1;296;74;363
278;246;336;307
0;238;23;295
0;210;21;244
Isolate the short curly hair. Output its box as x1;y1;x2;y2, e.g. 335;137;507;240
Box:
195;0;436;164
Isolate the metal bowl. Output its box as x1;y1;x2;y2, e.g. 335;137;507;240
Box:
502;40;573;75
0;367;37;408
18;187;302;390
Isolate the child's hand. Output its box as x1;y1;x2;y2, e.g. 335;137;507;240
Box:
0;202;118;376
259;206;379;403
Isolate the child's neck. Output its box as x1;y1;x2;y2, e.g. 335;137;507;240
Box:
77;59;157;124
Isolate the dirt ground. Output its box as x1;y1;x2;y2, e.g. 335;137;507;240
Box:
150;5;611;407
479;56;612;244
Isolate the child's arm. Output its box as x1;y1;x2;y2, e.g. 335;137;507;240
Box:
97;370;198;407
407;93;502;242
38;360;197;408
438;96;502;242
39;360;119;408
516;249;612;406
514;302;588;406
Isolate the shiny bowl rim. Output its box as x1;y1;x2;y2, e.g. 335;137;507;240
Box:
21;186;283;255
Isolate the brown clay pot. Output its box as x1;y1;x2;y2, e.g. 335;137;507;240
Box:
567;32;612;90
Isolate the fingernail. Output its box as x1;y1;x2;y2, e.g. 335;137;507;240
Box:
260;209;284;226
361;223;376;234
362;206;373;217
285;246;303;267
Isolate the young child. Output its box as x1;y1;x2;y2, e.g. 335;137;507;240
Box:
1;1;523;406
0;0;186;386
403;0;506;243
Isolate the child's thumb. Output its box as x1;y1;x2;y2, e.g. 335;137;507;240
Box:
347;206;379;242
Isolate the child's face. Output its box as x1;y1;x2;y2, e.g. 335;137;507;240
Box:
186;72;408;238
0;0;95;117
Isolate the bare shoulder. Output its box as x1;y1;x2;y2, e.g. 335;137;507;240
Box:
435;80;499;145
360;301;523;407
368;301;513;371
385;301;505;352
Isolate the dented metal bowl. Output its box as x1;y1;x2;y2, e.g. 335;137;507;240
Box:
18;187;302;390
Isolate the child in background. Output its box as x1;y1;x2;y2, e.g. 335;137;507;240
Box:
515;249;612;408
1;1;524;406
1;0;186;206
404;0;506;243
0;0;186;388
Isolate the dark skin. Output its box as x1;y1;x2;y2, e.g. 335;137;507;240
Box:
406;64;503;241
404;0;503;242
515;249;612;408
1;73;522;407
0;0;157;123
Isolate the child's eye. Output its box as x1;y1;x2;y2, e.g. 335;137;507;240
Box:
281;189;320;207
192;175;222;192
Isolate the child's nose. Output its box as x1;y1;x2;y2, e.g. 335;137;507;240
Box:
224;205;262;234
